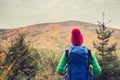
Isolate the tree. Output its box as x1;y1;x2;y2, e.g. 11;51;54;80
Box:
0;33;40;80
93;13;120;80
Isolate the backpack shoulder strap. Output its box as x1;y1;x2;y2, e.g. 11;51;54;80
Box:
65;50;70;80
65;50;69;62
87;49;92;80
88;49;92;65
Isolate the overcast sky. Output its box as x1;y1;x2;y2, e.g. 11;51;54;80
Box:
0;0;120;29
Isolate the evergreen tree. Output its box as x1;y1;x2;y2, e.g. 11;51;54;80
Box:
0;33;40;80
0;33;3;54
93;13;119;80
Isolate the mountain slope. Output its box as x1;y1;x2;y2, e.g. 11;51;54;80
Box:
1;21;120;51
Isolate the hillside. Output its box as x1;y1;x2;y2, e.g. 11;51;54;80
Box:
0;21;120;51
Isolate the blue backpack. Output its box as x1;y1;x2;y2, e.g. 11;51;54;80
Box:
65;46;93;80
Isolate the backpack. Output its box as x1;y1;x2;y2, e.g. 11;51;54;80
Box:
65;46;93;80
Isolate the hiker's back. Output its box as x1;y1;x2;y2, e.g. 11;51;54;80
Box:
57;28;101;80
66;46;93;80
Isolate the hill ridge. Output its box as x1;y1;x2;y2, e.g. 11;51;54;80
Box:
0;20;120;50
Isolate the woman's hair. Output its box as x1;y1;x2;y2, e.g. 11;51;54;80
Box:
71;28;83;46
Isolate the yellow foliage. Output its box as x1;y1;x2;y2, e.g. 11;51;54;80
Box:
48;24;58;27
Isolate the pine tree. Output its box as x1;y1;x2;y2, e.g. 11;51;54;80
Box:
0;32;3;54
93;13;119;80
1;33;40;80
